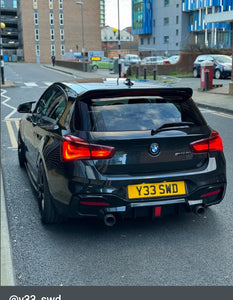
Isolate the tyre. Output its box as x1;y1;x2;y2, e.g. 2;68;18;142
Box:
38;162;64;224
215;69;221;79
92;65;98;71
18;133;26;168
193;68;198;78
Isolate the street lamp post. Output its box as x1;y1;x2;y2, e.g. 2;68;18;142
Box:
117;0;121;78
0;22;6;85
76;1;85;72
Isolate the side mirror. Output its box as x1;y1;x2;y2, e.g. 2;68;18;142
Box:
17;101;36;113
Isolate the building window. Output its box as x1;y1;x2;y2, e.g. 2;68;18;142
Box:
153;37;155;44
189;14;194;25
35;29;39;41
50;13;54;25
176;4;179;8
133;0;143;30
13;0;17;8
33;0;38;9
61;44;65;56
164;36;169;44
164;0;169;7
59;0;63;9
141;37;144;45
176;16;179;24
59;13;64;25
176;29;179;36
36;44;40;56
34;13;38;25
49;0;53;9
51;45;55;56
50;29;54;40
164;17;169;25
60;29;64;40
148;37;150;45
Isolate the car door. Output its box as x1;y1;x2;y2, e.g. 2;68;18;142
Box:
28;85;64;182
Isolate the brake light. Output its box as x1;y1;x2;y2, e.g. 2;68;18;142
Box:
62;135;115;161
190;130;223;153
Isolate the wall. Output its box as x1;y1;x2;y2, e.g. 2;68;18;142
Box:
126;52;199;76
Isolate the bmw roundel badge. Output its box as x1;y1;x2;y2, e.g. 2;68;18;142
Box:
149;143;160;156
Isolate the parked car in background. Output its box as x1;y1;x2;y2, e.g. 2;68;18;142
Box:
162;55;180;65
123;54;141;66
193;54;232;79
17;79;226;225
90;57;114;71
141;56;165;65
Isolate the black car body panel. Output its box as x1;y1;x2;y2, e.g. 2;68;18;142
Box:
17;79;227;224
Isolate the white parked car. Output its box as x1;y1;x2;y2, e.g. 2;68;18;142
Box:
162;55;180;64
123;54;141;66
141;56;165;65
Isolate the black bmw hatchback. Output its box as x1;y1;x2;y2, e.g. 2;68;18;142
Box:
17;79;227;225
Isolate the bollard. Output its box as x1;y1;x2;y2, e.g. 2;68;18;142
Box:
205;70;209;91
136;66;139;79
144;68;147;80
153;69;157;80
128;65;132;76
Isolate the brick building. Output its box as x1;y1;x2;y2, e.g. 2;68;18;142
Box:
18;0;102;63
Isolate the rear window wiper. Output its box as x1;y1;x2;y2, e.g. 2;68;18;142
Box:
151;122;195;136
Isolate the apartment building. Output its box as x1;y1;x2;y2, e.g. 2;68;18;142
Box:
0;0;21;61
183;0;233;48
132;0;189;56
17;0;102;63
132;0;233;56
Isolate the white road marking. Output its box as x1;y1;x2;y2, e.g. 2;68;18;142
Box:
24;82;38;87
1;89;17;120
44;82;54;86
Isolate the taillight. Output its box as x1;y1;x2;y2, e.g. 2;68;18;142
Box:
62;135;115;161
190;130;223;153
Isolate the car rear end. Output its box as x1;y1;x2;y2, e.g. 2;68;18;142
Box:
60;86;226;225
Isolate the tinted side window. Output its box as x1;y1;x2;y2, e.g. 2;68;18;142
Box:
47;93;67;120
35;86;59;116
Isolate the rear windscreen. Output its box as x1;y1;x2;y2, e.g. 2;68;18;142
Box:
78;97;206;132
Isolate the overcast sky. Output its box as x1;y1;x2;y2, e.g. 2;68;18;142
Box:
105;0;132;29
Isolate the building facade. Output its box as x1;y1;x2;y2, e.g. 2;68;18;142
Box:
17;0;103;63
0;0;21;61
132;0;233;56
132;0;189;56
183;0;233;49
101;26;137;57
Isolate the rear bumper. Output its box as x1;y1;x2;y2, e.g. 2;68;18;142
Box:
51;157;226;219
53;181;226;219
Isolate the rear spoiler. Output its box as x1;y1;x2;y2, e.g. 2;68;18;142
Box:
77;88;193;103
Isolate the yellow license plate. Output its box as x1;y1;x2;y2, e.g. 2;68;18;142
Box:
128;181;186;199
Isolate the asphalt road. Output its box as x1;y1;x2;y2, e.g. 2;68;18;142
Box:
1;63;233;286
